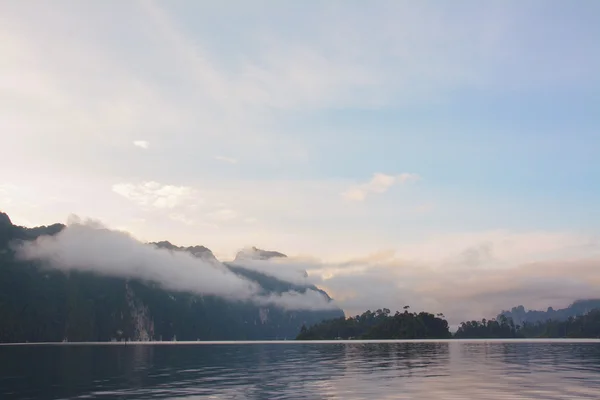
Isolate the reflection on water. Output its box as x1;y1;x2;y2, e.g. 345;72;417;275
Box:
2;340;600;399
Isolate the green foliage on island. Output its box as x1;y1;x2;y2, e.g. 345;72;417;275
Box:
454;314;522;338
298;306;600;340
296;307;452;340
455;309;600;339
0;212;343;343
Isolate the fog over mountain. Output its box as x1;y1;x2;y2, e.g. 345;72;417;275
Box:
15;216;335;311
2;208;600;328
273;252;600;326
0;211;344;342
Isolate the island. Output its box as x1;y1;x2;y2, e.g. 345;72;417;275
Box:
296;307;452;340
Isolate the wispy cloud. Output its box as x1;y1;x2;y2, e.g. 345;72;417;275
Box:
112;181;198;210
16;218;337;311
342;173;419;201
232;229;600;324
214;155;238;164
133;140;149;149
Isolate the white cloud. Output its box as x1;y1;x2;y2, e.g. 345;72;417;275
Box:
231;254;315;286
5;187;600;323
133;140;149;149
112;181;197;210
214;155;237;164
2;0;598;187
342;173;419;201
227;229;600;324
16;219;336;311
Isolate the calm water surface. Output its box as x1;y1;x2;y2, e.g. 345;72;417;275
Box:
2;340;600;399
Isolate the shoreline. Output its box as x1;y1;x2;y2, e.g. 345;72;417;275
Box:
2;338;600;346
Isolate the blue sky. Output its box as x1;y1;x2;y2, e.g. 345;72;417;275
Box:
1;0;600;319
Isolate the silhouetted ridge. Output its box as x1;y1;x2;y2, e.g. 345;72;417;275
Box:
0;212;12;227
234;247;287;262
0;212;343;343
151;241;218;263
498;299;600;325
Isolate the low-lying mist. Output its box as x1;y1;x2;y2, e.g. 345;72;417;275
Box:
15;217;337;311
14;215;600;325
225;241;600;326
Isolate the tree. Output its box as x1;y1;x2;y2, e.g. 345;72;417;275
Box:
296;308;451;340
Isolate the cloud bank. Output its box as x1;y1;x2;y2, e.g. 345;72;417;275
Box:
225;232;600;326
10;213;600;325
15;217;336;311
229;257;315;287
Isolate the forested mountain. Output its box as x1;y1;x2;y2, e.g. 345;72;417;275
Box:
150;241;220;264
296;308;452;340
454;309;600;338
0;212;343;343
299;306;600;340
498;300;600;325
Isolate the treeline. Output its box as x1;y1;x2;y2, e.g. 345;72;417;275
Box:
298;308;600;340
454;315;522;338
296;307;452;340
455;309;600;339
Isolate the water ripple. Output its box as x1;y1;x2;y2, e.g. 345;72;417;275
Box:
2;341;600;399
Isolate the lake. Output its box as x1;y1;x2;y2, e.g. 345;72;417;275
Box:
2;340;600;399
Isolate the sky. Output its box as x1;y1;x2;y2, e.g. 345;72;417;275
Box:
1;0;600;323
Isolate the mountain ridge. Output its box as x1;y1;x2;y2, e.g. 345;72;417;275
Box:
498;299;600;325
0;211;343;342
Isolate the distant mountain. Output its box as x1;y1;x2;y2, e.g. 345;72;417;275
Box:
230;246;309;281
498;299;600;325
0;212;64;245
0;212;11;229
234;246;287;262
0;212;343;343
150;241;220;264
456;308;600;339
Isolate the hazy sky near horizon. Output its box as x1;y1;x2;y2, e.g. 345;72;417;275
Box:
2;1;600;319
